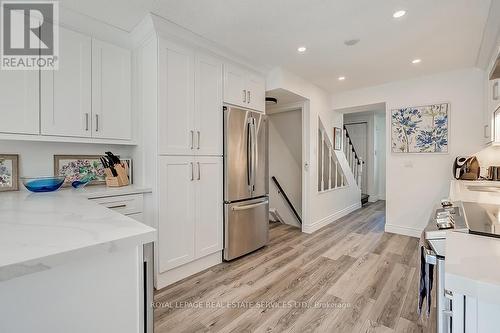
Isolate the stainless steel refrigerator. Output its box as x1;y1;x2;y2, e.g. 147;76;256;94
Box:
223;105;269;261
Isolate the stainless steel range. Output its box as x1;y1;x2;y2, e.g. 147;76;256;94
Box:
423;202;467;333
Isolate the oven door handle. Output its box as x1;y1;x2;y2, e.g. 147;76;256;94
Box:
424;247;437;265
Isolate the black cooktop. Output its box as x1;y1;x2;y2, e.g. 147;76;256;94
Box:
462;201;500;238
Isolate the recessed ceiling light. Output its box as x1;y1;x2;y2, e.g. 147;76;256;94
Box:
297;46;307;53
412;58;421;64
393;10;406;18
344;39;360;46
338;76;346;81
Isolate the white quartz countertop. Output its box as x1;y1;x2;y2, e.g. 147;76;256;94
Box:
0;189;155;281
445;231;500;303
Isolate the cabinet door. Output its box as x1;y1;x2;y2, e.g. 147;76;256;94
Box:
158;156;196;272
246;74;266;112
41;27;91;137
92;39;132;140
158;40;195;155
0;71;39;134
195;53;223;155
195;156;223;258
223;64;247;108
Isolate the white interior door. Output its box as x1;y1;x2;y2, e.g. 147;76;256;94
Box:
345;123;368;194
195;53;223;155
41;27;91;137
195;156;223;258
158;40;195;155
92;39;132;140
158;156;195;272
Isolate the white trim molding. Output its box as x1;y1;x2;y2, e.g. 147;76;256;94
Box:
302;202;361;234
384;223;421;238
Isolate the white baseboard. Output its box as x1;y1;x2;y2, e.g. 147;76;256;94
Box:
368;195;378;202
155;251;222;290
385;224;422;238
302;202;361;234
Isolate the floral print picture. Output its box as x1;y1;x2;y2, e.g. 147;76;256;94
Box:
0;154;19;192
54;155;106;187
391;103;449;153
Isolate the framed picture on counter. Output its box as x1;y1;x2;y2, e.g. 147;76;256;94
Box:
0;154;19;192
54;155;106;187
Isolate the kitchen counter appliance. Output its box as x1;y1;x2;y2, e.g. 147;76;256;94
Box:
223;105;269;261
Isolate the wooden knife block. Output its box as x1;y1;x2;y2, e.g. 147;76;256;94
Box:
105;163;129;187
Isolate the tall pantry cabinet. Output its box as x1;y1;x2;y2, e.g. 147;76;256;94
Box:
135;16;265;289
137;34;224;289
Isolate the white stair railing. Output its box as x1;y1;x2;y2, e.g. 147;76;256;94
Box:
343;126;364;189
318;119;347;192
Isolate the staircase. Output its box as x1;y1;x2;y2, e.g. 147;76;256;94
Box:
343;125;367;204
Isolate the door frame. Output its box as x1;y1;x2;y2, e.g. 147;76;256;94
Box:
344;121;369;194
266;100;310;231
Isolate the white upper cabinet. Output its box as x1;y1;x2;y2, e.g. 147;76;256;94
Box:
0;71;39;134
223;63;265;112
246;74;266;112
158;40;195;155
92;39;132;140
195;53;223;155
223;64;247;108
41;27;92;137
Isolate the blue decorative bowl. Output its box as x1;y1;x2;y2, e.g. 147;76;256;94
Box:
21;176;66;193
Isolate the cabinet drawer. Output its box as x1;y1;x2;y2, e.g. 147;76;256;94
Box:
91;194;143;215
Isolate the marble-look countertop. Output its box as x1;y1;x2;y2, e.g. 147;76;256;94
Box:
0;189;155;281
67;184;152;199
445;231;500;304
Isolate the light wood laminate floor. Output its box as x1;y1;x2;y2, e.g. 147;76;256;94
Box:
154;201;436;332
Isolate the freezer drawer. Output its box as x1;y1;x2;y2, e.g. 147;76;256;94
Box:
224;197;269;260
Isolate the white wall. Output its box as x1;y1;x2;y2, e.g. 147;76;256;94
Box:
268;109;302;227
375;114;386;199
267;68;361;233
0;140;136;181
332;68;485;237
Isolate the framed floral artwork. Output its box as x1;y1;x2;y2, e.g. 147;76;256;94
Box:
54;155;106;187
391;103;449;153
0;154;19;192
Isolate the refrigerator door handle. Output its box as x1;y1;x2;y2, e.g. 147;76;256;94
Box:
251;117;257;191
231;199;268;211
246;119;252;189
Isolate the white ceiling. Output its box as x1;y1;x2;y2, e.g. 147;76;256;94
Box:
60;0;492;93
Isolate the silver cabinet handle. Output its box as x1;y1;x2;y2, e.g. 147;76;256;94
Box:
85;113;89;131
247;90;251;104
190;130;194;149
107;204;126;209
493;81;499;101
190;162;194;181
95;114;99;132
197;131;200;150
243;89;247;103
197;162;201;180
232;199;268;211
485;124;490;138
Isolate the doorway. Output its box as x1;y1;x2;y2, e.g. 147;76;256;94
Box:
344;122;368;194
266;88;309;230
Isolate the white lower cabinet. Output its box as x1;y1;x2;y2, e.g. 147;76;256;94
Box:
158;155;223;276
451;293;500;333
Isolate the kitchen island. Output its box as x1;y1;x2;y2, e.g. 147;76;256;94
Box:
0;190;155;333
446;231;500;333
